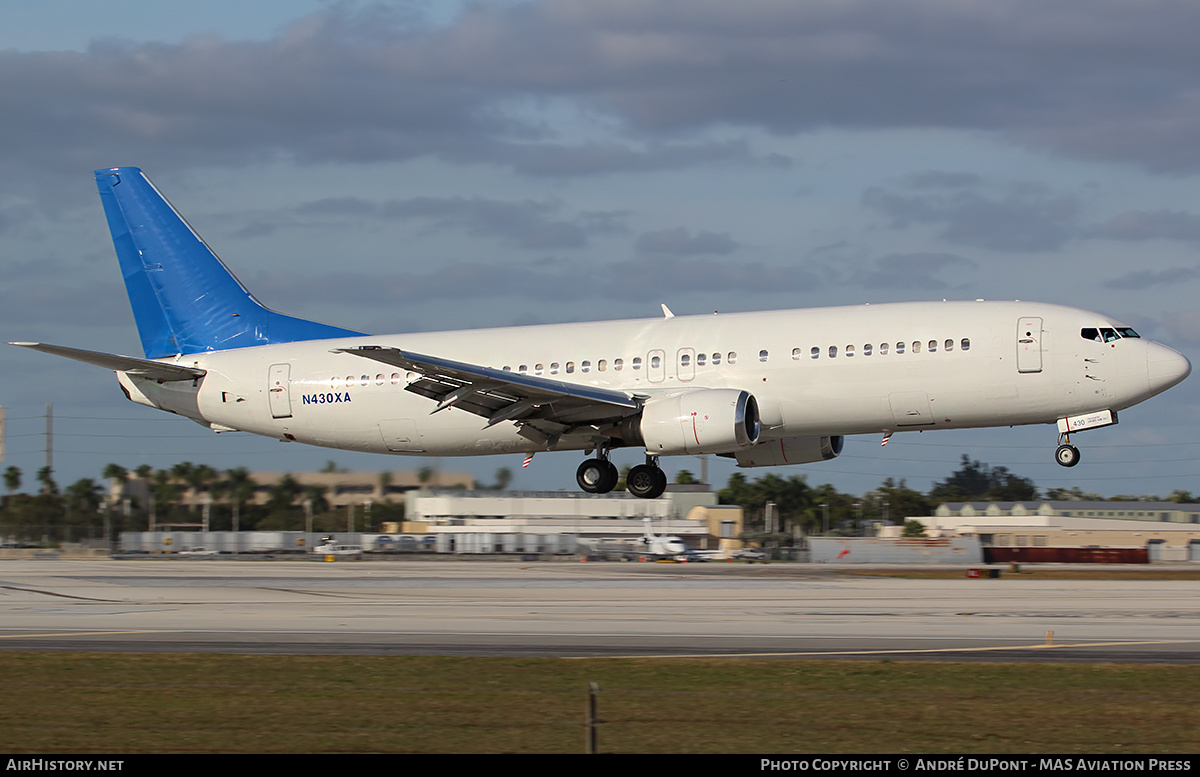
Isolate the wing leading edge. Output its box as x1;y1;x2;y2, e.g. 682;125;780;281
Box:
335;346;642;444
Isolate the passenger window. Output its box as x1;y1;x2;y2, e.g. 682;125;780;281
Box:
696;353;706;366
535;364;544;375
391;373;401;384
928;340;937;352
519;365;528;375
632;358;642;370
598;360;607;372
864;344;872;356
810;347;820;359
345;376;354;387
829;345;838;358
614;359;624;371
650;355;661;369
566;362;575;374
945;339;953;352
846;345;855;357
896;342;905;354
759;350;769;362
792;348;802;360
680;354;691;367
912;342;921;354
581;360;591;373
550;363;560;374
961;338;970;351
375;374;385;385
880;343;889;355
406;372;418;384
728;352;738;364
360;375;369;386
712;353;721;365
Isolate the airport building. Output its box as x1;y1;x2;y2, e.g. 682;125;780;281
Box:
913;501;1200;561
397;486;746;555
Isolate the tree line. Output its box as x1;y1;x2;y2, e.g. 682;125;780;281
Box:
1;454;1194;546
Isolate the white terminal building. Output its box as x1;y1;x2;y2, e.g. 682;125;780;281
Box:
397;485;745;554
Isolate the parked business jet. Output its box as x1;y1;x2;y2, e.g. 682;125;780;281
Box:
11;168;1192;499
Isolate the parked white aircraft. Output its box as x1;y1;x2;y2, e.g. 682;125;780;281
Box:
11;168;1192;499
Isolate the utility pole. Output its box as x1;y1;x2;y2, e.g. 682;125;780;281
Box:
45;403;53;476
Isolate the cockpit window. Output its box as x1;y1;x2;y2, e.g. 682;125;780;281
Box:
1082;327;1127;343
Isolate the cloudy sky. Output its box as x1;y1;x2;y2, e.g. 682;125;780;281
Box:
2;0;1199;499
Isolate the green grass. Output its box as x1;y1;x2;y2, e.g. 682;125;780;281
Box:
1;653;1197;753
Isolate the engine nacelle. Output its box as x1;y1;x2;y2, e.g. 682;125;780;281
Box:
726;435;844;468
626;389;760;455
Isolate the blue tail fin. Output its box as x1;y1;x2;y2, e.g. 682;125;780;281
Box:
95;167;364;359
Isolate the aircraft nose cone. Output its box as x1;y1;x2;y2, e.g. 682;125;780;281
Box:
1148;344;1191;393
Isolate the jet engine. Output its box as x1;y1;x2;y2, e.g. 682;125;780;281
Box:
622;389;760;455
724;435;844;467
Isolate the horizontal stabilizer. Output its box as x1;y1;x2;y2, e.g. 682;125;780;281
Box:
10;342;206;382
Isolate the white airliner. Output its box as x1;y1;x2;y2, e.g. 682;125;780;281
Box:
11;168;1192;499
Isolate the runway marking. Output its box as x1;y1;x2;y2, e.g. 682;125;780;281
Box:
0;630;175;639
566;639;1200;659
0;585;124;603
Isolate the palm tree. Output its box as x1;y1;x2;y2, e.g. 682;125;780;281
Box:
225;467;255;533
4;466;21;497
36;466;58;496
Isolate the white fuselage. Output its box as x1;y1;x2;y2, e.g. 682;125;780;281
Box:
118;300;1189;458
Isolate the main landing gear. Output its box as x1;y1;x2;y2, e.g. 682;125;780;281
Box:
576;453;668;499
1055;432;1081;468
576;454;619;494
625;457;668;500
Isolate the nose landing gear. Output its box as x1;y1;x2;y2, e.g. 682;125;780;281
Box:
1055;433;1081;468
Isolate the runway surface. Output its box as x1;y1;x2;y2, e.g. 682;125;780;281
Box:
1;558;1197;662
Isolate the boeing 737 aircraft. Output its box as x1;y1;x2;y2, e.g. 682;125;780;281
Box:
11;168;1193;499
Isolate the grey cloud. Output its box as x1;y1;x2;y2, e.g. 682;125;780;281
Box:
234;195;629;250
853;252;977;290
1162;310;1200;346
245;252;822;312
1101;267;1200;290
902;172;983;190
862;184;1079;252
635;227;739;255
5;1;1200;178
1091;210;1200;242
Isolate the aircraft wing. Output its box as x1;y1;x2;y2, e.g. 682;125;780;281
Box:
334;345;641;434
10;342;206;382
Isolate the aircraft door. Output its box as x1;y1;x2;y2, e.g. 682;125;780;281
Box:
648;349;666;383
1016;317;1043;374
268;363;293;418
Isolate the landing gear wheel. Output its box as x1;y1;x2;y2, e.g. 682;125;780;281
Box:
576;458;618;494
1055;444;1081;468
626;463;667;499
